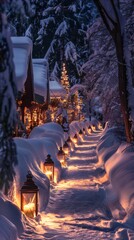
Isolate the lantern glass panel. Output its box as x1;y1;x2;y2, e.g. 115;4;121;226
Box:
58;154;65;164
44;165;54;181
73;135;78;144
63;147;69;155
21;192;37;218
57;149;66;167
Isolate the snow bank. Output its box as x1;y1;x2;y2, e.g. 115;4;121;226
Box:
69;121;81;137
0;193;24;238
97;126;134;229
0;215;18;240
12;122;65;214
96;127;123;166
69;120;99;138
1;122;67;238
29;122;65;148
14;137;50;212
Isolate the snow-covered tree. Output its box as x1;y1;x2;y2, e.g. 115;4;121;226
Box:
0;2;18;194
82;18;120;125
6;0;30;36
25;0;48;57
82;0;134;137
25;0;98;84
93;0;134;142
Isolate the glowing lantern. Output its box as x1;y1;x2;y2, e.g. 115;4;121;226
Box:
83;128;86;134
88;126;92;133
63;141;70;155
66;136;73;149
92;125;96;131
44;154;54;181
79;129;83;137
20;171;39;218
57;147;66;167
73;134;78;144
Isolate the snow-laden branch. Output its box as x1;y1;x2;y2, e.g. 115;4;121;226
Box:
65;41;77;63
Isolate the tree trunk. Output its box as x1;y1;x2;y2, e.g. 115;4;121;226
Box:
115;33;132;142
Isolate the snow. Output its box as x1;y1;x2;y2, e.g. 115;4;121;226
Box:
49;79;67;98
0;193;24;239
11;37;33;92
32;58;48;102
0;215;18;240
55;20;68;36
2;120;134;239
97;126;134;232
65;41;77;63
68;83;86;97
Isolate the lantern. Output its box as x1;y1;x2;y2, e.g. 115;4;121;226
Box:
79;129;83;137
66;136;73;149
57;147;66;167
63;141;70;155
20;171;39;218
44;154;54;181
73;134;78;144
83;128;86;135
92;125;96;131
88;126;92;133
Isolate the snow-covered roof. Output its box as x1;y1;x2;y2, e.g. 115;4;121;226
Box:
49;80;66;98
33;59;49;103
11;36;33;92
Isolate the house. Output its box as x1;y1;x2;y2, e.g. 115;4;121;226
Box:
32;58;49;125
12;36;34;126
12;37;49;134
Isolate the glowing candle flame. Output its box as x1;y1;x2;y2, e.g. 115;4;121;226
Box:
23;202;35;218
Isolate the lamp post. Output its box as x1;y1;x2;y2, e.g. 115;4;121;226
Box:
43;154;54;182
20;171;39;218
57;147;66;167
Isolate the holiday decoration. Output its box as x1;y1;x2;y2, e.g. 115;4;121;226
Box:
60;63;70;93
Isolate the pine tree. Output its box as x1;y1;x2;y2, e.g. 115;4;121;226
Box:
8;0;98;84
0;2;17;195
42;0;98;85
6;0;30;36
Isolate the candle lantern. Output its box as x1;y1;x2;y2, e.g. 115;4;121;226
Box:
57;147;66;167
66;136;73;149
88;126;92;133
83;128;86;134
79;129;83;137
44;154;54;181
73;134;78;144
92;125;96;131
63;141;70;155
20;171;39;218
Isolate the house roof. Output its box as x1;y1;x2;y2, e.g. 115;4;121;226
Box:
11;36;33;93
32;58;49;103
49;80;67;98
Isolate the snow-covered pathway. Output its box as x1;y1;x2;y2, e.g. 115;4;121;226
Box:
42;130;115;240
